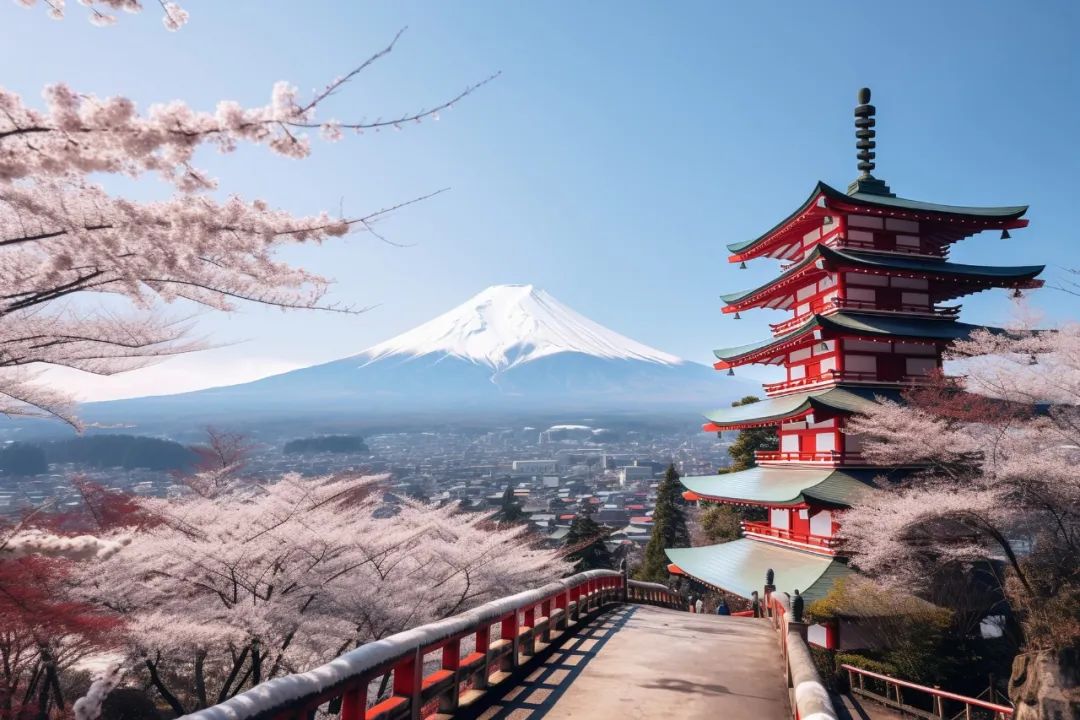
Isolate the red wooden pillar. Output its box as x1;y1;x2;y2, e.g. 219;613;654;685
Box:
340;681;366;720
824;620;839;650
555;590;568;630
475;625;491;689
500;612;519;672
391;649;422;720
522;604;536;656
440;639;461;713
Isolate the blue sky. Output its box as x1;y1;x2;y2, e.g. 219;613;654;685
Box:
4;1;1079;398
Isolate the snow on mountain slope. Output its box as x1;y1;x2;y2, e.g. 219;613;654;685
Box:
58;284;756;431
359;284;683;369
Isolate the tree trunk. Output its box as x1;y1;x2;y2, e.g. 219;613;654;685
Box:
144;658;187;718
1009;649;1080;720
194;650;208;709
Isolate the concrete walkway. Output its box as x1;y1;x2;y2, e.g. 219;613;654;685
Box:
476;604;790;720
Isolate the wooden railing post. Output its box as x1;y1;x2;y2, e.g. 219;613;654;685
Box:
440;639;461;714
540;598;552;644
340;681;366;720
522;604;536;657
392;649;422;720
501;612;519;672
475;625;491;690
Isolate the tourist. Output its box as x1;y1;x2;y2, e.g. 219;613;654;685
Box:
694;597;704;614
716;598;730;616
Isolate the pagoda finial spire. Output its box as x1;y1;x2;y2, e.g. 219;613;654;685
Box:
855;88;876;178
847;87;894;197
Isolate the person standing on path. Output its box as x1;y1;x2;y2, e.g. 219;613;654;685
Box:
694;597;704;614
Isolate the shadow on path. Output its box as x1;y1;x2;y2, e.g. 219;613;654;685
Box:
476;604;638;720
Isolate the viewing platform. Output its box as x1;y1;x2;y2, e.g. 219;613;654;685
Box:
179;572;830;720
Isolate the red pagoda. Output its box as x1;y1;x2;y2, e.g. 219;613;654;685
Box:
665;89;1043;645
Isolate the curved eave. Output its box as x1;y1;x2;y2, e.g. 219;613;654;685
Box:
722;246;1044;314
681;467;882;508
821;246;1045;286
726;185;827;258
721;248;827;311
728;181;1029;263
713;317;819;367
819;182;1028;221
664;539;852;602
715;311;995;368
702;386;902;430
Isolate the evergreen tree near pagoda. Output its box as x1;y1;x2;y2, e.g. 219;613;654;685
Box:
637;464;690;582
699;396;773;544
563;508;613;572
721;396;779;473
497;479;526;524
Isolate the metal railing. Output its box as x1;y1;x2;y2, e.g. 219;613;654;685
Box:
181;570;624;720
842;664;1014;720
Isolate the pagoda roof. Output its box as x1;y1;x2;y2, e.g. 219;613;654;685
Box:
727;181;1028;259
703;386;902;429
680;466;881;508
714;311;991;367
721;245;1044;309
665;538;852;602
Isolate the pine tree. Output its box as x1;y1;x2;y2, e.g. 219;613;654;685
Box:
721;396;779;473
563;509;613;572
698;503;742;544
637;463;690;582
497;479;525;524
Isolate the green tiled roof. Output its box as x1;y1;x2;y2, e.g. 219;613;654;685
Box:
819;246;1044;281
713;311;991;364
727;181;1027;255
665;539;853;602
681;466;880;507
817;313;989;340
703;386;902;428
721;245;1043;308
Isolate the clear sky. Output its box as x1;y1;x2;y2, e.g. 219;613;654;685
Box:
4;1;1079;399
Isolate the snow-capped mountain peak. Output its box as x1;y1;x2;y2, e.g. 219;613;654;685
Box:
359;284;684;370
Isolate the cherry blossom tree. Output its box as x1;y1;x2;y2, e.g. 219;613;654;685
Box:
69;472;567;715
841;320;1080;652
0;515;124;720
1;17;494;428
16;0;189;30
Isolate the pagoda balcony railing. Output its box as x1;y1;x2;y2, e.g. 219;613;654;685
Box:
826;298;961;318
762;369;935;397
823;234;947;259
753;449;865;466
741;521;840;554
768;299;960;336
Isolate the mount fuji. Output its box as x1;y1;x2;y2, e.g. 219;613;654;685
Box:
73;285;753;430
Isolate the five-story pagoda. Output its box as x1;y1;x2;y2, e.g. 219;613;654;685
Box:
665;89;1044;635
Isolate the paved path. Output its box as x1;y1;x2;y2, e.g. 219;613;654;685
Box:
476;604;790;720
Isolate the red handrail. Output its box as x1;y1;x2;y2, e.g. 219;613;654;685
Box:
754;450;864;464
741;521;839;550
842;664;1013;716
181;571;625;720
